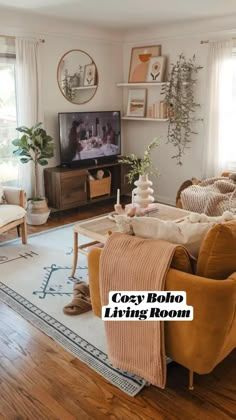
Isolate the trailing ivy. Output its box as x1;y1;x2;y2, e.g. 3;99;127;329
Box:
162;54;202;165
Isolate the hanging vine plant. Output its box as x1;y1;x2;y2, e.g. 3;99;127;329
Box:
162;54;202;165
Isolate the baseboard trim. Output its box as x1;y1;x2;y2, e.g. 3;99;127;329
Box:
155;195;176;206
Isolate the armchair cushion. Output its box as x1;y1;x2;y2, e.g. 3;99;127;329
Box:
197;221;236;279
3;186;25;206
0;204;26;227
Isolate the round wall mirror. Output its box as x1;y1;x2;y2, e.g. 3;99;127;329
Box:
57;49;98;104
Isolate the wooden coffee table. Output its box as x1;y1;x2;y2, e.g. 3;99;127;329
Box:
71;203;190;277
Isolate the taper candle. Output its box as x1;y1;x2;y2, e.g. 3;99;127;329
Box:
131;189;135;206
116;188;120;205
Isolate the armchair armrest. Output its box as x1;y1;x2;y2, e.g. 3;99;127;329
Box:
165;269;236;373
3;187;26;208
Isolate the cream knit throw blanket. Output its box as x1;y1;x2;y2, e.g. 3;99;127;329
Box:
181;177;236;216
100;232;178;389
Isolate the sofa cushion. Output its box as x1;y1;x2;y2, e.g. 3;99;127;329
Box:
171;246;193;273
197;221;236;279
0;204;26;227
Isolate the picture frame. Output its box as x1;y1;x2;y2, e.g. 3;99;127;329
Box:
146;56;167;83
128;45;161;83
83;63;96;86
126;89;147;117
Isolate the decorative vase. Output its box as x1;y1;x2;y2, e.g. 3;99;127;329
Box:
26;198;50;225
133;174;154;208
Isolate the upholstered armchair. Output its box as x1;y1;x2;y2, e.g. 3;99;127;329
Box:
88;221;236;389
0;187;27;244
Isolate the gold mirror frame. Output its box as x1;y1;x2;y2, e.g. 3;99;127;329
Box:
57;49;98;104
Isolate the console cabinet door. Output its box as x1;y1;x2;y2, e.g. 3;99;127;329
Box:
60;171;87;209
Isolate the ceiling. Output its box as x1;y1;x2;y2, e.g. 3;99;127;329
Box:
1;0;236;30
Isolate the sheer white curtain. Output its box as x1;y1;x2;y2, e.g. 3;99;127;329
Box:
203;40;234;178
15;38;43;197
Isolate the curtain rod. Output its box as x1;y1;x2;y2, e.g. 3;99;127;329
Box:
201;38;236;44
0;34;45;43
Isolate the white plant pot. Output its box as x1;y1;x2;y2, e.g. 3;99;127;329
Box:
133;174;155;208
26;198;50;225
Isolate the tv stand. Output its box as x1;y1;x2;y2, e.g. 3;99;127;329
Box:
44;161;131;211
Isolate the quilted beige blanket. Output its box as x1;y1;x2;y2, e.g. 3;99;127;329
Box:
100;232;178;389
181;177;236;216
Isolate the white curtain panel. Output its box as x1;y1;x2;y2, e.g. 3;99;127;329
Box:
203;40;233;178
15;38;43;198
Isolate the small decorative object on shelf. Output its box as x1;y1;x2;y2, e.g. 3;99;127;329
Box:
128;45;162;83
146;56;167;83
147;101;167;119
84;63;96;86
126;89;147;117
119;138;160;208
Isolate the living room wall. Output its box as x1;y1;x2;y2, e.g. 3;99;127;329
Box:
122;16;236;205
1;8;236;205
0;7;123;195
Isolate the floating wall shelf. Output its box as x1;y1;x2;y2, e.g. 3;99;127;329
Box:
122;116;168;122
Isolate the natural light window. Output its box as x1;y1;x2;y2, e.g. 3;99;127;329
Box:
230;51;236;170
0;38;18;184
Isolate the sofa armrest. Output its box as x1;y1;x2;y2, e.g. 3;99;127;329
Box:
88;248;103;318
3;187;26;208
165;269;236;373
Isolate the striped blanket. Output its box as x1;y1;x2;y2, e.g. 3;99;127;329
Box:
181;177;236;216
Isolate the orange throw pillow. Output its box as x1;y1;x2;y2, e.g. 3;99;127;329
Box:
196;221;236;279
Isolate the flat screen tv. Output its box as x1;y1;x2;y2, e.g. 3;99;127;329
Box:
58;111;121;166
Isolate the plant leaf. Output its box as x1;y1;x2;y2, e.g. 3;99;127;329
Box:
38;159;48;166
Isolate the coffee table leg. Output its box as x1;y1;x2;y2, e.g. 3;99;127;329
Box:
71;230;78;277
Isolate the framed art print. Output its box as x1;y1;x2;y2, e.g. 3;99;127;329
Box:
83;63;96;86
126;89;147;117
146;56;167;82
128;45;161;83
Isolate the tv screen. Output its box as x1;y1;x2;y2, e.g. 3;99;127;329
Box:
58;111;121;165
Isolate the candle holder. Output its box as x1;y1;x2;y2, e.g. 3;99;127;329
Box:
114;203;136;217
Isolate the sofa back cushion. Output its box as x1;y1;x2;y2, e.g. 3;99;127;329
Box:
197;221;236;279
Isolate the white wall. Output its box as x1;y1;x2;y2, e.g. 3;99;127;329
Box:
122;16;236;205
1;8;236;203
0;8;123;195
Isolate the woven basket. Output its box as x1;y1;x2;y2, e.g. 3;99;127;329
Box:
88;170;111;199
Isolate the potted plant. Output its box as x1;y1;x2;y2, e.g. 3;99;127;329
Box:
119;138;160;208
162;54;202;165
12;122;54;225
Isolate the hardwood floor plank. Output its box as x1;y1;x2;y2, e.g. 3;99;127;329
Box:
0;204;235;419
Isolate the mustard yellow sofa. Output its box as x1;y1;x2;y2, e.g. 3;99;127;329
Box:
88;221;236;389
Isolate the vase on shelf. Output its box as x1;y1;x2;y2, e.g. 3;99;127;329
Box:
133;174;154;208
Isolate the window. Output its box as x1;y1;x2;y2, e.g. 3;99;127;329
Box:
230;49;236;170
0;38;18;184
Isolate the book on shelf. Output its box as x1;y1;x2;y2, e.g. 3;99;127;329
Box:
147;101;167;119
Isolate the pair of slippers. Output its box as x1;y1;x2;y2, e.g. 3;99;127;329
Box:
63;280;92;316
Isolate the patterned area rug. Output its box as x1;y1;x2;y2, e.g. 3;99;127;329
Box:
0;223;146;396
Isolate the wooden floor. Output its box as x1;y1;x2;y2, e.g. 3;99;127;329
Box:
0;203;236;419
